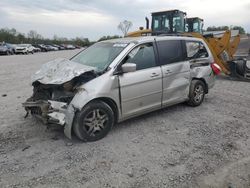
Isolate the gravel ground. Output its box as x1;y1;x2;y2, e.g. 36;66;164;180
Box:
0;50;250;188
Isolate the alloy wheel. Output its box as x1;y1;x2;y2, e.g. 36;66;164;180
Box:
83;109;108;137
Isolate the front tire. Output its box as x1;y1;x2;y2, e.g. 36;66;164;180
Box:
73;101;114;142
187;80;206;106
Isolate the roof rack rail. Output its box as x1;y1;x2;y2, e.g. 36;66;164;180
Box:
152;32;193;37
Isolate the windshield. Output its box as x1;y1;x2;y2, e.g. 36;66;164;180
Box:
173;14;184;32
152;12;184;33
71;42;127;71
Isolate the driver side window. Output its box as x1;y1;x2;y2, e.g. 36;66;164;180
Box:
124;43;156;71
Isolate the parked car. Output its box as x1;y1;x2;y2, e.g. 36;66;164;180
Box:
65;44;76;50
0;43;15;55
57;44;66;50
45;45;59;51
74;45;82;49
52;44;65;50
23;36;220;141
33;44;49;52
15;44;34;54
32;45;41;52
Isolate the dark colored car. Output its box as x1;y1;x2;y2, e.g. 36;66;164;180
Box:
0;43;15;55
74;45;82;49
58;44;66;50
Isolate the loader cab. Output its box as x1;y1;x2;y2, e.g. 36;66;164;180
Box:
151;10;186;35
186;17;204;34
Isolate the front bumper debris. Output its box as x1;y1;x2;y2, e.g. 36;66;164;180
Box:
22;100;67;125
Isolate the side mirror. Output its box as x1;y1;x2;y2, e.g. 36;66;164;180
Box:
121;63;136;73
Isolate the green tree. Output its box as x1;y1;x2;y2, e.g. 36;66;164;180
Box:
16;33;26;43
0;27;92;46
206;25;245;34
207;26;229;31
230;26;245;34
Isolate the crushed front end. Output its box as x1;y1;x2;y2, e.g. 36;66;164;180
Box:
23;99;67;125
23;79;77;126
22;58;97;134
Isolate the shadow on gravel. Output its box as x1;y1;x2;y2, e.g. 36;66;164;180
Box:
112;102;188;132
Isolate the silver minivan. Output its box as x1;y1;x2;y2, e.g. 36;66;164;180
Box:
23;36;219;141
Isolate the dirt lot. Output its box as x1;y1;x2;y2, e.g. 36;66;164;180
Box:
0;50;250;188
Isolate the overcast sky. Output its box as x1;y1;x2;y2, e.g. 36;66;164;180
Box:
0;0;249;40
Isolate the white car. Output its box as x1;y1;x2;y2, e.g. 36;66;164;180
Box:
15;44;34;54
66;44;76;50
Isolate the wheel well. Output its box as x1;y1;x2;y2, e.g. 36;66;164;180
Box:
192;78;208;94
71;97;119;139
89;97;119;123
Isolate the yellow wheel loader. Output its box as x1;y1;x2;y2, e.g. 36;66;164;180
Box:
127;9;250;81
186;17;203;33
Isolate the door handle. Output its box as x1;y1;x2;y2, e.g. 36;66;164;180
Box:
165;69;172;74
150;72;160;77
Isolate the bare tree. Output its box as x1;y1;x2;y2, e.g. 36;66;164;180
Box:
27;30;42;40
118;20;133;36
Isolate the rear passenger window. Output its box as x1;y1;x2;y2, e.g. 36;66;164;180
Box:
157;40;185;65
186;41;208;59
124;43;156;70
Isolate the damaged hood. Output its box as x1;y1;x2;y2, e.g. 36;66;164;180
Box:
32;58;96;85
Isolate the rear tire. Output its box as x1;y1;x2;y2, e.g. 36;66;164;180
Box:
73;101;114;142
187;80;206;106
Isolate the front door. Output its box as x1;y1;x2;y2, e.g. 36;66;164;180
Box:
119;43;162;119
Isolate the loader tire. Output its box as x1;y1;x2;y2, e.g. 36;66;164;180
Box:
235;60;246;76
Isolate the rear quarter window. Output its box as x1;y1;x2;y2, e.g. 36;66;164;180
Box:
185;41;209;59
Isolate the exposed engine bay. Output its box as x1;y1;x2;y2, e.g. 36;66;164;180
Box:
28;71;96;104
23;58;98;125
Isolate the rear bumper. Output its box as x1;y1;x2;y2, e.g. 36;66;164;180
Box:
22;100;67;125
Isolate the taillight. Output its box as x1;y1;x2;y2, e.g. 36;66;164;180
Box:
211;63;221;75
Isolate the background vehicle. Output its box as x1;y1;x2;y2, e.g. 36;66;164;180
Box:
15;44;34;54
127;9;249;81
65;44;76;50
23;36;218;142
0;42;15;55
58;44;66;50
74;45;82;49
45;44;59;51
186;17;204;33
52;44;65;50
33;44;44;52
32;45;41;52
